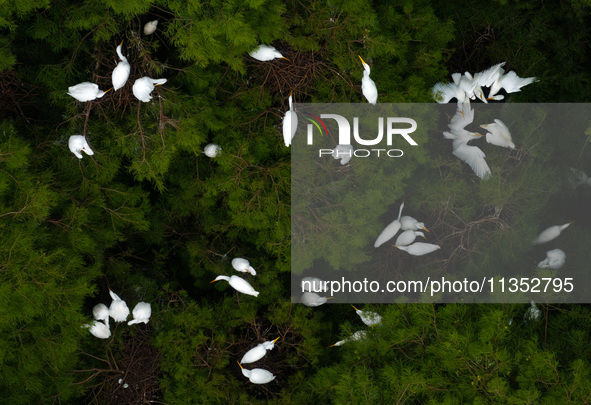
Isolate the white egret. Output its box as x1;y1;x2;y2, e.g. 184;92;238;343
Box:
143;20;158;35
282;92;297;147
480;119;514;149
447;103;474;133
533;222;573;245
537;249;566;269
112;42;130;91
524;301;542;322
431;81;468;104
132;77;167;102
455;72;481;102
332;144;353;165
452;143;491;180
476;62;506;88
300;292;331;307
108;289;130;322
211;275;259;297
240;337;280;364
127;302;152;325
68;135;94;159
394;230;426;246
85;320;111;339
249;45;287;61
237;362;276;384
374;201;405;248
330;330;367;347
92;303;110;327
204;143;222;157
351;305;382;326
68;82;111;102
358;55;377;105
232;257;256;276
301;276;326;293
488;70;537;99
394;242;440;256
399;207;430;232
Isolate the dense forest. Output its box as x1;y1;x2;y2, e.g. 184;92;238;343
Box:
1;0;591;403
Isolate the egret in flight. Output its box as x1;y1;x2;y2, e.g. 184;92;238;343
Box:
282;92;297;147
68;135;94;159
533;222;573;245
537;249;566;269
109;289;130;323
487;70;537;100
480;119;515;149
374;201;405;248
358;56;377;105
132;77;167;102
394;242;440;256
249;45;287;61
211;275;259;297
240;337;280;364
351;305;382;326
68;82;111;102
128;302;152;325
232;258;256;276
112;42;130;91
237;362;276;384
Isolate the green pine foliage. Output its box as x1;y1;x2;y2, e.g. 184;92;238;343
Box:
0;0;591;403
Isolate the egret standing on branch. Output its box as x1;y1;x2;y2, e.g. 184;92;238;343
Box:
374;201;405;248
358;56;377;105
533;222;573;245
282;92;297;147
237;361;276;384
68;135;94;159
232;258;257;276
68;82;111;102
108;289;130;323
240;337;280;364
211;275;259;297
112;42;130;91
132;77;167;102
351;305;382;326
127;302;152;325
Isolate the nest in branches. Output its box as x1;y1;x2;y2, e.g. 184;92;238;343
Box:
0;71;40;124
85;326;163;405
245;42;355;109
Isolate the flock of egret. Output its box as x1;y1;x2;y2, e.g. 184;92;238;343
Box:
236;337;280;384
67;24;167;160
534;222;573;270
84;289;151;339
210;257;260;297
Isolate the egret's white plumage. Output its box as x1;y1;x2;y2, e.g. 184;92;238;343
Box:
452;143;491;179
240;337;279;364
211;275;259;297
249;45;286;61
232;258;256;276
132;77;167;102
374;202;405;248
394;242;440;256
481;119;514;149
143;20;158;35
301;277;325;293
351;305;382;326
68;135;94;159
358;56;377;105
330;330;367;347
537;249;566;269
282;94;297;147
109;290;130;322
127;302;152;325
92;303;110;327
524;301;542;322
394;230;425;246
300;292;330;307
112;43;130;91
85;320;111;339
533;222;573;245
332;144;353;165
68;82;110;102
476;62;506;88
204;143;222;157
238;362;276;384
488;70;537;99
431;81;468;104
